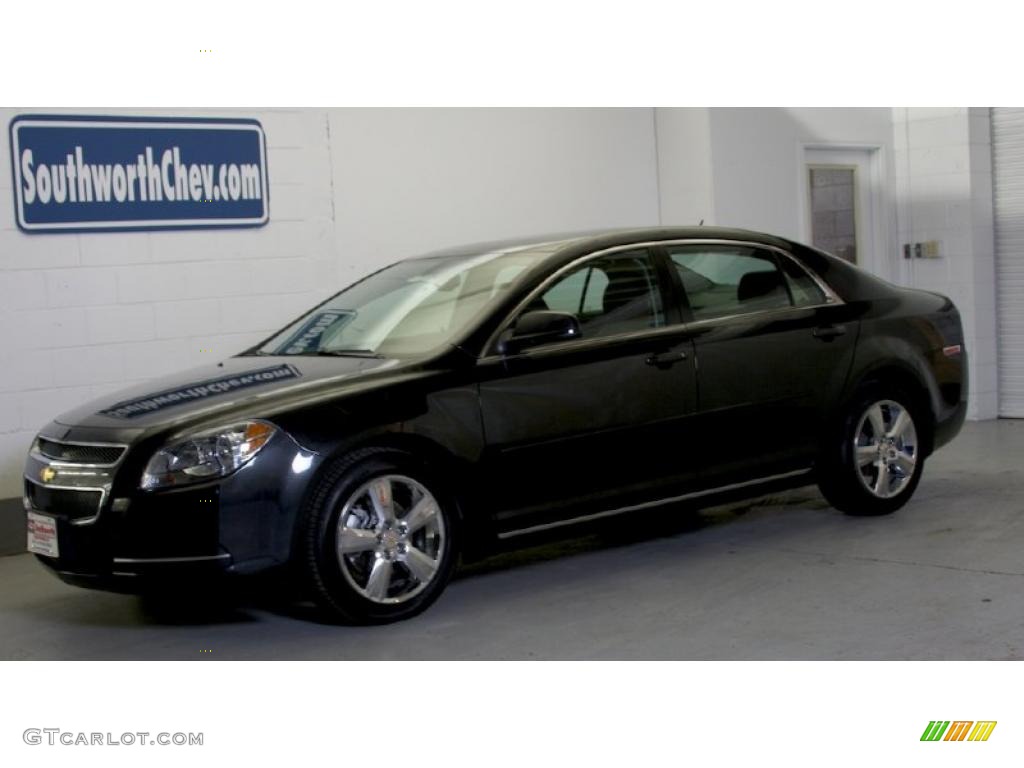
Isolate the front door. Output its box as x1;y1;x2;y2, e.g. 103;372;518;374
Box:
476;247;697;535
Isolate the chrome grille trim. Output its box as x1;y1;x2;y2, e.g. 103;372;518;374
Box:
24;435;130;526
24;479;106;522
31;436;128;468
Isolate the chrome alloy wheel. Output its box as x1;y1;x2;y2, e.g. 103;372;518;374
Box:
853;399;918;499
335;474;446;605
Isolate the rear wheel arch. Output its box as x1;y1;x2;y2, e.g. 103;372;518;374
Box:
840;361;937;456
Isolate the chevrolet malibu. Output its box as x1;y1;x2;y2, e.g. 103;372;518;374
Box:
24;227;967;623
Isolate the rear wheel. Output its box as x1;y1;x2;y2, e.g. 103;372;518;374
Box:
819;389;927;516
299;449;459;623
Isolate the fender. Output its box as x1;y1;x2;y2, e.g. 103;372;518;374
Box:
841;332;941;454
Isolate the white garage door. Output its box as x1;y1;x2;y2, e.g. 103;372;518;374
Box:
993;108;1024;417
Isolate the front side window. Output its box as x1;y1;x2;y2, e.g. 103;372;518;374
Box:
525;249;665;339
256;249;541;357
668;245;800;320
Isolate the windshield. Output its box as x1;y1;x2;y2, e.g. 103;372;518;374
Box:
255;249;542;357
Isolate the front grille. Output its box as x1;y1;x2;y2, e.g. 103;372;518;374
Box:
36;438;124;465
26;482;102;521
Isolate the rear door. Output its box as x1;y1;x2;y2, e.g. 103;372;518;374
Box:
476;247;698;535
664;241;858;486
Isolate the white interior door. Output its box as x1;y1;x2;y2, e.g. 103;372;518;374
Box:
799;147;886;279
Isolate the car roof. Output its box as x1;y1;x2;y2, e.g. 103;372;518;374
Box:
412;226;798;267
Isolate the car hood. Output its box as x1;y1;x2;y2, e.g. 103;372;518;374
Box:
52;355;412;433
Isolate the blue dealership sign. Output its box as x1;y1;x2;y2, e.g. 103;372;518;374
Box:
9;115;269;233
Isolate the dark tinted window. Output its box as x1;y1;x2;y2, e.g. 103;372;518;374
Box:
529;249;665;338
668;245;792;320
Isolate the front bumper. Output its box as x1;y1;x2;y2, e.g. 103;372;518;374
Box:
27;480;234;592
24;424;319;593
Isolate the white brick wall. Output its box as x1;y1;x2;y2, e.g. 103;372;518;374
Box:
0;108;339;498
892;108;998;420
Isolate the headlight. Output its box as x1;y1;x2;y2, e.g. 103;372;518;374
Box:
140;420;277;490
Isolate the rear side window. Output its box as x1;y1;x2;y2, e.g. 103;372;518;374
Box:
668;245;792;320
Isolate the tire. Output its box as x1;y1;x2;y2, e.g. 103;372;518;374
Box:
818;386;928;516
298;448;460;624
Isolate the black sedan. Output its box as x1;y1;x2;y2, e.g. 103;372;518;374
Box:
24;227;967;623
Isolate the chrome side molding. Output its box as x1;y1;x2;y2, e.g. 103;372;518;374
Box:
497;468;814;539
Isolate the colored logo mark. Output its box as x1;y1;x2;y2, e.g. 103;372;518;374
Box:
921;721;997;742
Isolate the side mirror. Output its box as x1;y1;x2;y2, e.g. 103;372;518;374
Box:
499;310;582;355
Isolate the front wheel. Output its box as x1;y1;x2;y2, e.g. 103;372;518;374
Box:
818;391;927;516
299;449;459;624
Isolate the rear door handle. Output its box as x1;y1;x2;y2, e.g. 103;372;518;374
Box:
645;350;688;368
812;323;847;341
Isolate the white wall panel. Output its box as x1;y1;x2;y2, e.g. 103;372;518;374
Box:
327;108;661;284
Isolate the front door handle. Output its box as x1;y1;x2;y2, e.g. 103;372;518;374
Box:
645;350;688;368
812;323;847;341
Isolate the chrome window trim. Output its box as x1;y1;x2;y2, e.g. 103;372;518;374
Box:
479;238;844;361
498;468;813;539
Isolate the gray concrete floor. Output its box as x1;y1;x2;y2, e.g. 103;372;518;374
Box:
1;420;1022;660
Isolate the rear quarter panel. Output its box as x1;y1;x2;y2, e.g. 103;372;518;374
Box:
842;289;967;454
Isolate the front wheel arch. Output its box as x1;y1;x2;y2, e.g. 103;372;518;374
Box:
295;446;463;623
289;434;490;568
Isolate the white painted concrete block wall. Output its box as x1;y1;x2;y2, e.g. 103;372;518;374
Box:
327;108;662;283
0;108;339;498
706;107;897;242
892;108;998;419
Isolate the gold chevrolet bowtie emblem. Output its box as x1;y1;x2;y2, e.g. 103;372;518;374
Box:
39;467;57;483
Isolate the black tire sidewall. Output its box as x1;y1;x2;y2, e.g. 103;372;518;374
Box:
302;450;460;624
